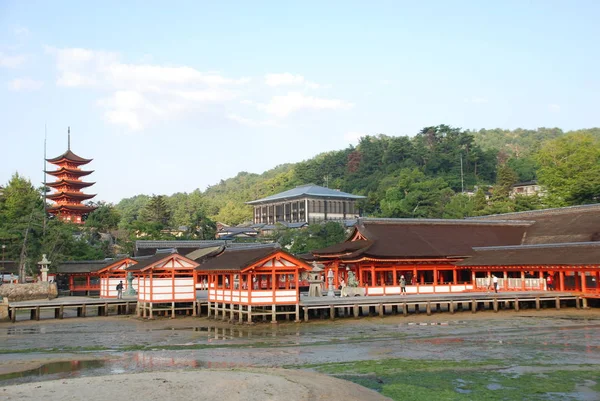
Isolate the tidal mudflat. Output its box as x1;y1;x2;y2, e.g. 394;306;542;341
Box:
1;309;599;400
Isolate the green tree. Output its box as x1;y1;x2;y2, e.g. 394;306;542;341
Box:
380;168;454;218
493;163;519;200
276;221;346;254
85;202;121;231
139;195;171;227
535;133;600;206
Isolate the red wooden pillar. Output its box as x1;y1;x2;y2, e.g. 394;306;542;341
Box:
539;271;544;290
333;261;339;288
248;273;253;304
271;269;276;301
521;271;526;290
392;269;397;287
559;271;565;291
371;265;375;287
581;271;587;293
575;271;581;291
433;267;438;287
452;269;457;285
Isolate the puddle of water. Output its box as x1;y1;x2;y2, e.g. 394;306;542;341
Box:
0;353;252;387
0;360;106;385
6;327;45;335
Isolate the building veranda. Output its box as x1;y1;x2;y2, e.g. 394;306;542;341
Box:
198;245;312;323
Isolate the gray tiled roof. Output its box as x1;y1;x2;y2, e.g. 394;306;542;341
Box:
135;240;229;249
246;184;366;205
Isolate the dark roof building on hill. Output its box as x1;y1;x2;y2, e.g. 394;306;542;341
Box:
246;184;366;225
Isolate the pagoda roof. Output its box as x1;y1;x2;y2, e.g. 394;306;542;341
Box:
456;242;600;267
47;204;97;212
246;184;366;205
311;218;531;261
46;149;92;165
45;167;93;177
47;179;95;189
47;191;96;201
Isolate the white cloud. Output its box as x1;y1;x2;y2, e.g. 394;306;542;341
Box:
548;104;560;112
47;46;249;130
463;96;488;104
264;92;353;118
264;72;323;89
13;25;30;37
265;73;305;86
8;78;43;91
47;47;352;129
344;131;364;144
228;114;278;127
0;52;26;68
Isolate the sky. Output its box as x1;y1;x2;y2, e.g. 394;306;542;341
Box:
1;1;599;203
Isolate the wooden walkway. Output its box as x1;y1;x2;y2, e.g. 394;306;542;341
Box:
7;297;137;323
298;291;583;321
4;291;589;323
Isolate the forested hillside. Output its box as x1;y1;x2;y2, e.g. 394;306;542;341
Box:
114;125;600;226
2;125;599;270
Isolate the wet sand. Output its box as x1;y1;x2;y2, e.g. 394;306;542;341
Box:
1;369;391;401
1;309;599;399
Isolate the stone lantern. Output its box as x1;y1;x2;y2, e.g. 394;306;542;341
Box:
38;254;51;282
327;268;335;297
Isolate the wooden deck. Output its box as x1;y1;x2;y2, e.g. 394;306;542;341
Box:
298;291;583;321
4;291;590;323
7;297;137;323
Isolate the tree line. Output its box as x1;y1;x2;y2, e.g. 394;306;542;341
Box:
1;125;598;271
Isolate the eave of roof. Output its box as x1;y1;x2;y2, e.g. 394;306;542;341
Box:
46;149;93;165
246;184;366;205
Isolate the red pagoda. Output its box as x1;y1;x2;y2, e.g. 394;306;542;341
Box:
45;129;96;224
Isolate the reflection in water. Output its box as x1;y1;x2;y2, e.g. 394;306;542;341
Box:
6;327;45;335
159;326;293;341
0;360;105;384
0;353;251;386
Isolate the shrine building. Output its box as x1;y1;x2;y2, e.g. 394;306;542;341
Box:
197;244;312;322
308;218;531;295
45;129;96;223
246;184;366;225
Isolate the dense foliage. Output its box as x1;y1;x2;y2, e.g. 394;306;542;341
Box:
1;125;599;272
114;125;600;226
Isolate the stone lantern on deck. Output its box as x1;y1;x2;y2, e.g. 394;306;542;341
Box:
38;254;51;282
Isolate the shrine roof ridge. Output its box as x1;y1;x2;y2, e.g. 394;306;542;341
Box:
468;203;600;220
357;218;533;226
246;184;366;205
473;241;600;251
135;240;229;249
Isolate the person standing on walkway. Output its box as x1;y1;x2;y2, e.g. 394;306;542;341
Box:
487;274;492;293
546;275;554;291
116;281;124;299
400;275;406;295
492;275;498;293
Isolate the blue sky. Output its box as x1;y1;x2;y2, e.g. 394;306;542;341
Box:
1;1;598;203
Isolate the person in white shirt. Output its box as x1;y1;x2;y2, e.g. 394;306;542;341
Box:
492;275;499;293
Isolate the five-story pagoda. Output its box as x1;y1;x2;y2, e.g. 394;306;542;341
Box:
45;129;96;223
